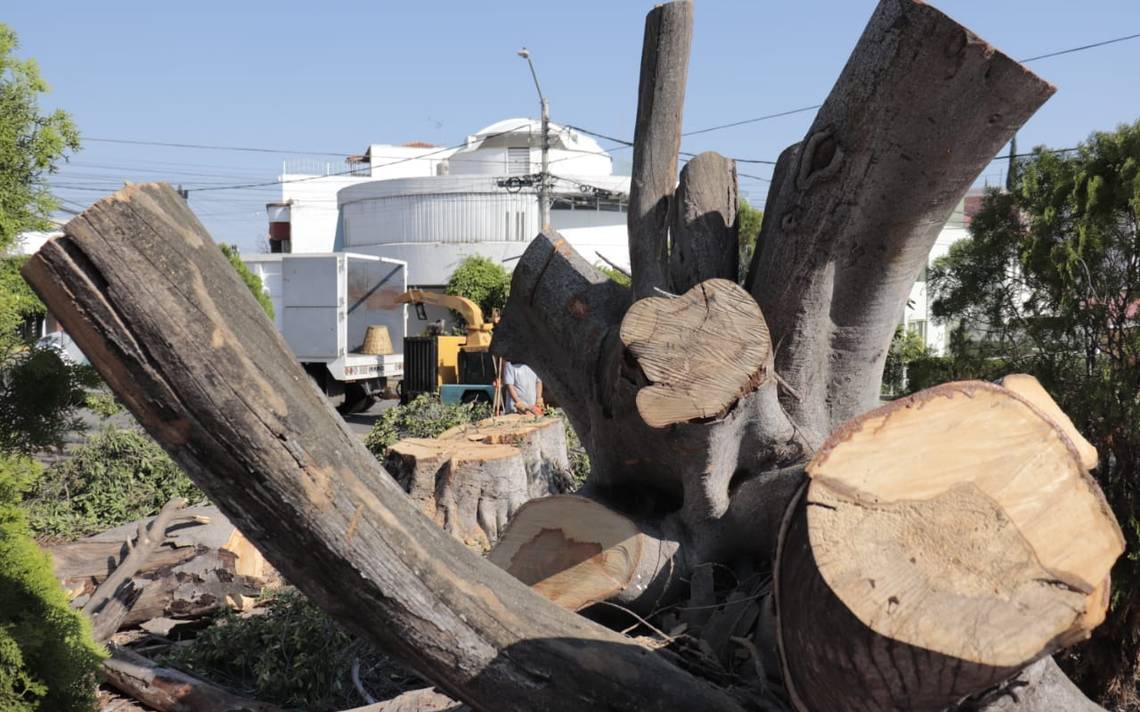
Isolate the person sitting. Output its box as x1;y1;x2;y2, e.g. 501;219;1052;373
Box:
503;361;543;416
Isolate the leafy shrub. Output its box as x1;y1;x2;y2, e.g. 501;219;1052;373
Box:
83;390;122;418
219;244;274;320
24;426;201;540
364;393;490;459
445;255;510;322
0;348;98;455
162;590;415;711
550;408;588;491
0;454;103;711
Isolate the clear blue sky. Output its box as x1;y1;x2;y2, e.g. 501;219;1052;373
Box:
7;1;1140;252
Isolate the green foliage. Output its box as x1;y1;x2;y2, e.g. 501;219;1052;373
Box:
880;325;926;396
162;590;413;711
445;255;510;322
364;393;490;459
0;24;80;253
0;453;103;711
738;198;764;281
595;262;631;287
551;408;589;491
0;348;97;456
82;391;122;418
24;426;201;540
929;121;1140;704
219;244;274;320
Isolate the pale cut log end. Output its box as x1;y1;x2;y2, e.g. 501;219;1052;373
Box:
999;373;1099;470
489;495;669;611
620;279;770;427
804;380;1122;667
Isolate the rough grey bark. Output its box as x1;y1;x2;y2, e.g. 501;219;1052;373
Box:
747;0;1055;435
23;183;745;712
669;152;739;293
628;0;692;299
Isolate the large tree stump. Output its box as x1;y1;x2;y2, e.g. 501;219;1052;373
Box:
438;414;570;498
384;438;529;551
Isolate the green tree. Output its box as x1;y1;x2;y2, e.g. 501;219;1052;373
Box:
1;454;104;711
445;255;510;322
737;198;764;281
880;325;926;396
219;244;274;319
929;121;1140;705
0;23;79;252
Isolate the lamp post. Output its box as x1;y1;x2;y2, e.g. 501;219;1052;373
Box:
517;47;550;230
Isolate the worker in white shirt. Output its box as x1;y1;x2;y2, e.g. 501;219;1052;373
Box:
503;361;543;415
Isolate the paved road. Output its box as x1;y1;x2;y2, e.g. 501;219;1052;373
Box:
340;398;399;439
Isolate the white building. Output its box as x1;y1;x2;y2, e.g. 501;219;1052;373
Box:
268;118;630;286
902;189;985;355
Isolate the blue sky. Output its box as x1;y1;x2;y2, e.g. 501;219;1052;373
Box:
7;1;1140;251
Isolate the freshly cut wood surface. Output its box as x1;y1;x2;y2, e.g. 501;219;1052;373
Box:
1000;373;1098;470
489;496;645;611
439;414;569;498
620;278;770;427
805;380;1123;667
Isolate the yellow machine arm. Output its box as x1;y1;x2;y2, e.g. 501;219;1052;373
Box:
395;289;494;351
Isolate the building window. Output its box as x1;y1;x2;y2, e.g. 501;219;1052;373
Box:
908;319;927;341
507;148;530;175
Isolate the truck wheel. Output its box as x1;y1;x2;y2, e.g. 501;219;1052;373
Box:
339;383;375;414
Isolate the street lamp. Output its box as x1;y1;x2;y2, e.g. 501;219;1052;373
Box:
517;47;550;230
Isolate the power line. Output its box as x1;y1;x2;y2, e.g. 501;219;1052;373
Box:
185;122;533;193
83;137;350;157
1019;31;1140;63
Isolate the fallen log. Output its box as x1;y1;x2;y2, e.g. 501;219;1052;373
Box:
488;495;683;612
101;643;281;712
774;381;1123;711
52;505;271;599
343;688;468;712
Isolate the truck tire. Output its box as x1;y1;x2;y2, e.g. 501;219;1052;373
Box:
339;382;375;415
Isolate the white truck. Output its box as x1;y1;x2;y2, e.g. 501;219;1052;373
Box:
243;252;407;413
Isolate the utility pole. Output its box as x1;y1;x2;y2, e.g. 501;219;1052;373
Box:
518;47;550;230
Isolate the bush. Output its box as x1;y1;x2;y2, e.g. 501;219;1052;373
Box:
445;255;510;322
0;454;103;711
162;590;415;711
219;244;274;320
364;394;490;459
0;348;98;455
550;408;589;491
24;426;201;540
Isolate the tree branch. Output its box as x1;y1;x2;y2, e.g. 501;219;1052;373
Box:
748;0;1054;434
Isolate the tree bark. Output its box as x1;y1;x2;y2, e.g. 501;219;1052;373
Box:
101;643;281;712
747;0;1055;435
628;0;693;299
669;152;739;293
23;182;746;712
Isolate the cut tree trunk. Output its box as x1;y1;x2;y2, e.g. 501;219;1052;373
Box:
774;382;1123;711
628;0;693;299
384;437;529;551
488;495;684;612
747;0;1056;435
24;182;748;712
669;152;739;293
437;414;570;498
